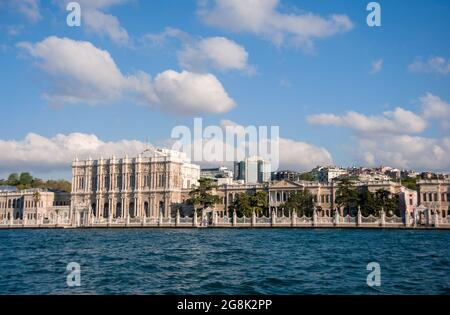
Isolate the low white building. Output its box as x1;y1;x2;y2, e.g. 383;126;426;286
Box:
0;188;70;223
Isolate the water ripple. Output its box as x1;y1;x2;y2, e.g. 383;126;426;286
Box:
0;229;448;294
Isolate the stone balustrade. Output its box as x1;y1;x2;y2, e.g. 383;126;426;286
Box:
1;209;449;229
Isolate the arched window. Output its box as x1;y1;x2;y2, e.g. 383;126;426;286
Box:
116;202;122;218
103;203;109;218
144;201;149;217
159;201;164;215
91;203;97;217
129;202;135;218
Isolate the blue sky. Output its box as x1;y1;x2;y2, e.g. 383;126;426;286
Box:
0;0;449;179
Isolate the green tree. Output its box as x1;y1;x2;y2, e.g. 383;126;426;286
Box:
229;192;252;217
282;190;314;217
358;189;378;216
335;178;359;215
7;173;19;185
398;177;417;190
375;189;399;216
299;172;315;181
187;178;222;213
249;191;268;216
19;172;33;186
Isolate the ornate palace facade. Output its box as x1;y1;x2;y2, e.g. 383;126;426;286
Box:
0;188;70;223
70;149;200;223
218;179;408;217
417;179;450;217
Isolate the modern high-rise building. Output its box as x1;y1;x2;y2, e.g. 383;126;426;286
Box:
233;156;271;184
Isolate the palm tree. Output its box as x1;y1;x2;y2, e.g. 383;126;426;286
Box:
33;191;41;223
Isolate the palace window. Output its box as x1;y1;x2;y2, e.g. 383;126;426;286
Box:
116;202;122;218
116;175;122;189
144;175;149;187
92;177;97;191
104;175;110;190
103;203;109;218
130;175;135;189
144;201;149;217
78;177;84;190
158;174;165;187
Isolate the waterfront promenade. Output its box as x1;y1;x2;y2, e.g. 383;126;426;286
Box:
1;210;449;229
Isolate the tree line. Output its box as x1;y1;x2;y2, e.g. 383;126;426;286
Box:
187;177;400;218
0;173;72;192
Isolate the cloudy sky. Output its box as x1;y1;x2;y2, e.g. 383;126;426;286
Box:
0;0;449;179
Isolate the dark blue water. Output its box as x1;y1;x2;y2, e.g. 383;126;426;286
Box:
0;229;449;295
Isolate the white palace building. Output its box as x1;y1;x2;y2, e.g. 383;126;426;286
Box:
70;149;200;226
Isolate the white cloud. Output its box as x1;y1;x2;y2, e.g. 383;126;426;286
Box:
307;94;450;171
357;135;450;171
151;70;236;115
144;29;254;74
17;36;128;105
0;132;149;174
420;93;450;129
83;9;129;45
198;0;353;50
178;37;254;74
370;59;383;74
18;36;235;115
307;107;427;134
408;56;450;75
10;0;41;22
142;27;191;46
62;0;130;45
278;138;333;171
